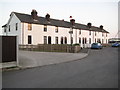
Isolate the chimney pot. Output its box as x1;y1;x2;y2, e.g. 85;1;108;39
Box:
100;25;103;29
87;23;92;28
45;13;50;21
31;9;38;20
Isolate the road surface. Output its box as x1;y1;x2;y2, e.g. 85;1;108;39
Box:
2;47;118;88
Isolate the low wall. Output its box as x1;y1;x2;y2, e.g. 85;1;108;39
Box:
19;44;81;53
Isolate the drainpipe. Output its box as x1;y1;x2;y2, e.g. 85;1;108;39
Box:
22;23;24;45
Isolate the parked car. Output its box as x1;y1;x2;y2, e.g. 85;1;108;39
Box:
112;42;120;47
91;43;102;49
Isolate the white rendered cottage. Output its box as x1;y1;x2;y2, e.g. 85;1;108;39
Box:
2;9;109;48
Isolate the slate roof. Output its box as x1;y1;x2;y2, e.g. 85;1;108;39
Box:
13;12;109;33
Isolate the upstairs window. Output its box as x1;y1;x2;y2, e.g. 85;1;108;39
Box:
55;26;58;33
44;25;47;32
9;25;10;32
106;33;107;37
89;31;91;35
95;31;96;36
102;33;104;37
16;23;18;31
28;23;32;30
79;30;81;35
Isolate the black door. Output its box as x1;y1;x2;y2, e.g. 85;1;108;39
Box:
48;36;51;44
28;35;32;44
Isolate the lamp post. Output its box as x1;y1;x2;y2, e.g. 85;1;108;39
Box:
69;27;73;46
69;27;73;52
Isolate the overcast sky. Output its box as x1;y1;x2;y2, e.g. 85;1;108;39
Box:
0;0;119;38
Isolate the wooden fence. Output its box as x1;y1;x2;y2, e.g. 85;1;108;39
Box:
19;44;81;53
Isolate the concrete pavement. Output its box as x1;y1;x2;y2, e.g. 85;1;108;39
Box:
18;50;88;69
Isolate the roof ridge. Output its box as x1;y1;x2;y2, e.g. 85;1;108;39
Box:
12;12;109;33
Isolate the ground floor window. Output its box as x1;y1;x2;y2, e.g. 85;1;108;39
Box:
95;38;96;43
44;36;47;44
64;37;67;44
28;35;32;44
85;38;87;44
89;38;91;44
79;38;81;43
102;39;104;43
71;37;73;45
106;39;107;43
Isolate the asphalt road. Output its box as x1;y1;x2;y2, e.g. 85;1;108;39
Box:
2;47;118;88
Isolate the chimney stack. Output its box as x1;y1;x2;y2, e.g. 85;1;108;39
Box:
45;13;50;21
87;23;92;28
31;9;38;20
100;25;103;29
70;19;75;25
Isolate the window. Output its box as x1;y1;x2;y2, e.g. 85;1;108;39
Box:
64;37;67;44
61;37;63;44
106;39;107;43
102;33;104;37
89;38;91;44
55;26;58;33
71;37;73;44
79;30;81;34
97;39;101;43
4;28;6;32
102;39;104;43
89;31;91;35
106;33;107;37
95;31;96;36
28;35;32;44
55;37;58;44
16;23;18;30
44;25;47;32
79;38;81;43
85;38;87;44
95;38;96;43
44;36;47;44
28;23;32;30
9;25;10;32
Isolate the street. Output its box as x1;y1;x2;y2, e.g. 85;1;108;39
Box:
2;47;118;88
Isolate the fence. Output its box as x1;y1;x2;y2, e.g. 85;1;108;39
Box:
19;44;81;53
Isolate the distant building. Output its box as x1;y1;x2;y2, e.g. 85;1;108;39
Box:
2;9;109;48
108;38;120;43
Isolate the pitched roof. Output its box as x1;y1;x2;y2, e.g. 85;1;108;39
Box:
13;12;109;33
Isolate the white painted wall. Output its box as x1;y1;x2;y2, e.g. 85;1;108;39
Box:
3;13;22;44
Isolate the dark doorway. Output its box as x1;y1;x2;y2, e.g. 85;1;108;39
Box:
61;37;63;44
64;37;67;44
28;35;32;44
82;37;85;44
48;36;51;44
